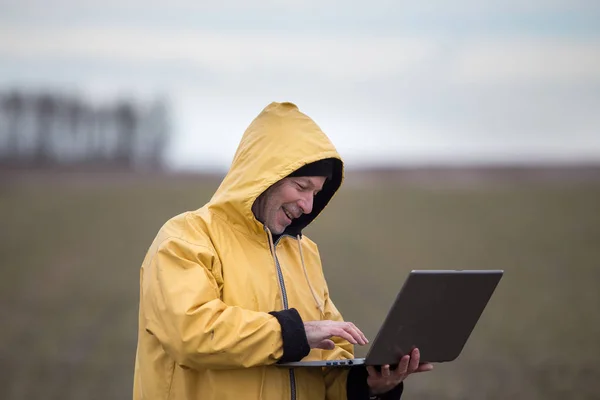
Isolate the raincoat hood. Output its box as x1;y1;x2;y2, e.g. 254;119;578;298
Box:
209;101;344;238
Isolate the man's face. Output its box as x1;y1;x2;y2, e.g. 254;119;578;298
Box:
253;176;326;235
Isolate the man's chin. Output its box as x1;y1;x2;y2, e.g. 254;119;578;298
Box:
268;223;287;236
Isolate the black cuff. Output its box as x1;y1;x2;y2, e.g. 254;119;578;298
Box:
269;308;311;363
346;366;404;400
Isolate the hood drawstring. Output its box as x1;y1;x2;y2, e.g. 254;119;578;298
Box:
297;234;325;318
266;228;286;310
266;228;325;317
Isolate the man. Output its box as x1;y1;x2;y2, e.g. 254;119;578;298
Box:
133;102;432;400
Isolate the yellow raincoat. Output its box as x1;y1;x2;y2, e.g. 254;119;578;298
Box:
133;102;402;400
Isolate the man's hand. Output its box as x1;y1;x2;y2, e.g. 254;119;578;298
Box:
366;348;433;395
304;320;368;350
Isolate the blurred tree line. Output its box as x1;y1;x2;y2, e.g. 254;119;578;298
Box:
0;89;170;170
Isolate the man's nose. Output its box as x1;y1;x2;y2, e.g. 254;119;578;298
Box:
298;194;314;215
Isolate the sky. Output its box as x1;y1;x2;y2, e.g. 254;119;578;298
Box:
1;0;599;171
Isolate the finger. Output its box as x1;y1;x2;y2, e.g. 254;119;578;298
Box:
396;355;410;376
411;347;419;359
407;348;420;373
347;322;369;344
344;323;367;345
366;366;378;377
335;322;365;345
330;327;358;345
416;363;434;372
382;365;391;378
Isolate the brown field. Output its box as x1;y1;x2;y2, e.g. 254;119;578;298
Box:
1;168;599;399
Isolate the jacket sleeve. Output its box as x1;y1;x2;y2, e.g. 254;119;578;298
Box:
141;236;309;370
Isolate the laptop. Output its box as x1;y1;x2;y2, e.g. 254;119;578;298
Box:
278;269;503;368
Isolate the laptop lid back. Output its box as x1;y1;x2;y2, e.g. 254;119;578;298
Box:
364;270;503;366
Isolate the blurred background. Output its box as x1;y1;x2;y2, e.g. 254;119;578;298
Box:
1;1;599;399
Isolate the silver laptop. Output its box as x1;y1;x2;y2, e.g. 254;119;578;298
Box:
279;269;503;368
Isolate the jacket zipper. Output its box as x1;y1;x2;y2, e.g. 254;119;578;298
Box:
270;233;297;400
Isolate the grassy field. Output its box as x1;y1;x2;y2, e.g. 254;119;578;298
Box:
1;170;599;399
